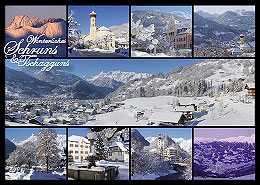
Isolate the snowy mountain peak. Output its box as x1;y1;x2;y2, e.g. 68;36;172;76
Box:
195;134;255;144
87;70;151;84
171;11;192;19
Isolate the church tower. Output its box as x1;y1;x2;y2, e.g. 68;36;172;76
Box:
240;34;245;48
89;9;97;40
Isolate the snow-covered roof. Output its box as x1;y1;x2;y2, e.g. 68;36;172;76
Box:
109;141;127;151
149;112;184;123
8;113;20;119
97;26;109;31
230;48;243;53
33;116;44;122
246;83;255;89
174;106;195;112
69;135;89;143
44;118;57;122
116;38;128;43
85;109;95;113
241;43;251;49
167;146;177;150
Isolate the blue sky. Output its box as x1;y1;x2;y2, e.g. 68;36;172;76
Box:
194;5;255;14
136;128;192;140
5;59;204;78
131;6;192;14
5;128;66;141
68;5;129;35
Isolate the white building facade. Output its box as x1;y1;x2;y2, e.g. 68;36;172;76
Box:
68;135;91;162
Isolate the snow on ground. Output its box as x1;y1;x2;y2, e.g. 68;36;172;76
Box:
132;170;177;180
131;173;160;180
6;95;255;126
5;167;66;180
131;51;172;57
73;160;129;180
69;48;127;57
88;95;254;126
188;96;255;126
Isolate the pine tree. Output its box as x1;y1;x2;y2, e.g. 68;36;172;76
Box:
36;128;59;172
95;134;106;160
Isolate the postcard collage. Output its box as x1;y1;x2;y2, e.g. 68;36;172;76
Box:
4;3;255;182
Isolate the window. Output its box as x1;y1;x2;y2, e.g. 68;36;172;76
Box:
80;145;84;148
85;145;88;148
75;156;78;159
75;144;78;147
85;151;88;154
75;151;78;154
70;144;73;147
80;151;84;154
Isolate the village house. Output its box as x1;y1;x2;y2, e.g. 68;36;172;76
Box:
84;108;97;116
163;147;183;163
176;98;208;112
134;108;146;121
245;83;255;97
5;113;20;122
148;112;186;125
101;105;111;113
68;135;91;162
43;118;59;125
115;38;129;49
173;106;195;120
29;116;44;125
107;141;129;162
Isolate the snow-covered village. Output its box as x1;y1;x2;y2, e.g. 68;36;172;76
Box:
131;6;192;57
194;6;255;57
194;128;255;180
68;6;129;57
5;128;66;180
67;128;129;180
131;128;192;180
5;58;255;126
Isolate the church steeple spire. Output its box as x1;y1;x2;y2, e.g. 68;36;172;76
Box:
89;6;97;40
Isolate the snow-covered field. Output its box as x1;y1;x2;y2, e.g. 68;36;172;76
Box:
5;167;66;180
86;95;254;126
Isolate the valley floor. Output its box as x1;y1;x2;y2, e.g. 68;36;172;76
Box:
194;173;255;180
5;95;255;126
